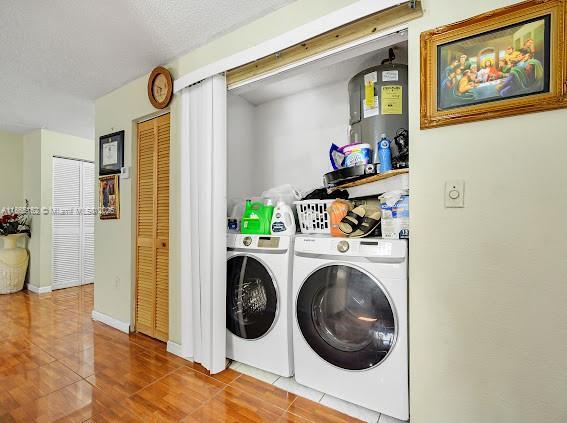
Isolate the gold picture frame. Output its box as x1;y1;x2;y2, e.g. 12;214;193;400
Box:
99;175;120;220
420;0;567;129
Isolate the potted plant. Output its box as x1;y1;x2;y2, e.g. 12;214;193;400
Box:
0;203;31;294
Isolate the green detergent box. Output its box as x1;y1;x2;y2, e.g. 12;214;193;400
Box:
240;200;274;235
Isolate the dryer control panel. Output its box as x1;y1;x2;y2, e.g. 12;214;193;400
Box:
294;235;406;261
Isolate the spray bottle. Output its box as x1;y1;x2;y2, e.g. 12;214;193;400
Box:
378;133;392;173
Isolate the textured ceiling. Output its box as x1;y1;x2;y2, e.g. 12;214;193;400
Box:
0;0;293;138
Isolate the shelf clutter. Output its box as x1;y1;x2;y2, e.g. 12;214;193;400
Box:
329;168;409;198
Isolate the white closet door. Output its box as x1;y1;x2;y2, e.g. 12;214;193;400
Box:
82;161;95;284
52;157;95;289
52;157;82;289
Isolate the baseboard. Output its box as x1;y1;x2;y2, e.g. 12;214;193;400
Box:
26;284;52;294
91;310;130;334
51;281;85;290
167;341;187;358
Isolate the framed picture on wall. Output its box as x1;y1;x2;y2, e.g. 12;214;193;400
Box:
99;175;120;220
420;0;567;129
99;130;124;175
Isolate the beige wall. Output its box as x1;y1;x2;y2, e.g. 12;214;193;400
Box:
94;76;174;326
94;0;359;340
94;0;567;421
22;130;42;283
407;1;567;422
39;130;94;287
0;131;23;211
0;131;24;250
21;129;93;287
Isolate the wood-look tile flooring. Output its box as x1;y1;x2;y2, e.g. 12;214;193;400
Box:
0;285;362;422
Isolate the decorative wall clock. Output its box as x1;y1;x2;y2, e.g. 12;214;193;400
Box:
148;66;173;109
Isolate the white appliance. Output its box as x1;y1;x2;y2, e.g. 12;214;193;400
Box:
292;235;408;420
226;233;294;376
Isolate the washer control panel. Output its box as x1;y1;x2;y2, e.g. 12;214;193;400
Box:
227;234;290;252
258;236;280;248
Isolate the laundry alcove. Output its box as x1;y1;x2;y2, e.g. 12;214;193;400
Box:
174;2;420;380
222;30;411;420
226;32;409;203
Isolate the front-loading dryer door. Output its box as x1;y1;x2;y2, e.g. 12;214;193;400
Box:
296;264;396;370
227;255;278;340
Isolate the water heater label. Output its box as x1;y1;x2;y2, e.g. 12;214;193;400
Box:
364;71;378;84
382;70;399;81
381;86;403;115
363;97;379;118
363;71;379;117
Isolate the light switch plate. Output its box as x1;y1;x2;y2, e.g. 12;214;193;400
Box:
120;166;130;179
445;180;464;208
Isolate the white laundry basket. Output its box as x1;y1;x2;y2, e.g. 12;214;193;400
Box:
294;200;334;234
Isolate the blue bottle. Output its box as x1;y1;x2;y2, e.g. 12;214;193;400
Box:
378;133;392;173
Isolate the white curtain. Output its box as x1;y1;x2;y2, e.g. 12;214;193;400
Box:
180;74;227;374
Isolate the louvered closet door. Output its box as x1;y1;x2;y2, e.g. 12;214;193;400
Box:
52;157;95;289
155;115;170;341
136;113;170;341
53;158;82;289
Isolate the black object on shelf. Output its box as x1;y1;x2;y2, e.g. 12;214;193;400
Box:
323;164;377;189
303;187;349;200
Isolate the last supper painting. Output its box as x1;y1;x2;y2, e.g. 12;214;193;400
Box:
437;15;550;111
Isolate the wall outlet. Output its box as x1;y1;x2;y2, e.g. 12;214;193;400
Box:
445;180;465;208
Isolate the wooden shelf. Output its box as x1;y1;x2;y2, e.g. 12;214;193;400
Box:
330;168;409;198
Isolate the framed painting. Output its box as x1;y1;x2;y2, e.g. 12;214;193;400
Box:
99;130;124;175
99;175;120;220
421;0;567;129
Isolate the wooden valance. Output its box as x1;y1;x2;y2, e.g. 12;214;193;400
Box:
226;1;423;87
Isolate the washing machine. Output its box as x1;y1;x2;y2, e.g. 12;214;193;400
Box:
293;235;408;420
226;233;294;377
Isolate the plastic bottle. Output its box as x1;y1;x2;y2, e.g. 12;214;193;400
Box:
271;201;296;235
378;133;392;173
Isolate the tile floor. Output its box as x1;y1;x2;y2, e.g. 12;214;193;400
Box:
230;362;404;423
0;285;382;422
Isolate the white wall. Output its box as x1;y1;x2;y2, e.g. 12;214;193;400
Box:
407;1;567;422
253;80;350;194
227;93;257;201
228;80;351;198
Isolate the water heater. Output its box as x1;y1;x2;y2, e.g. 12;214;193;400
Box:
348;63;408;145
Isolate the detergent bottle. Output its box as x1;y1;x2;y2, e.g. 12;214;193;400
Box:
271;201;296;235
241;200;274;235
